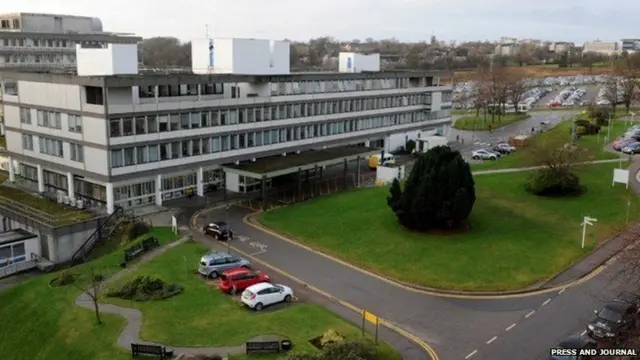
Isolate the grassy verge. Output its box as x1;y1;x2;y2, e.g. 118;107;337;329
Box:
260;163;640;291
470;118;627;171
103;241;401;359
0;228;179;360
453;113;531;131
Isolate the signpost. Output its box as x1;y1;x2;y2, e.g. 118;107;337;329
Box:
581;216;598;249
171;215;178;235
612;168;630;189
361;310;380;344
225;204;231;254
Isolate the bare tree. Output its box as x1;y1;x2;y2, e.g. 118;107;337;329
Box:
525;130;592;170
604;76;620;114
618;53;640;114
471;65;489;119
505;68;528;113
487;65;510;123
73;267;105;324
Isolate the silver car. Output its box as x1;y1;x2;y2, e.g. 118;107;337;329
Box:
198;251;251;278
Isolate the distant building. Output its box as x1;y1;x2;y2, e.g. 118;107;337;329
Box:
548;42;574;54
499;37;518;45
494;43;518;56
582;40;619;56
621;39;640;53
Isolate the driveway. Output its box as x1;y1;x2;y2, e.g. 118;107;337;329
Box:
192;206;565;360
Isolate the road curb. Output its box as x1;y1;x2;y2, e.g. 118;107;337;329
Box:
190;208;440;360
246;214;612;299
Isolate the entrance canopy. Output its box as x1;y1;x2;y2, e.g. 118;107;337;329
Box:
222;146;379;179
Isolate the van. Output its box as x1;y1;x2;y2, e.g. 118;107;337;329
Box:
368;153;395;169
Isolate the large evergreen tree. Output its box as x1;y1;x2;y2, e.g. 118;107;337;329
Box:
387;146;476;231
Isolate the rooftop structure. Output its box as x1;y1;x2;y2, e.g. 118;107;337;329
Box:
0;39;453;215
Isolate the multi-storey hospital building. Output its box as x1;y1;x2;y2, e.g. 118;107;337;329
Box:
0;39;452;214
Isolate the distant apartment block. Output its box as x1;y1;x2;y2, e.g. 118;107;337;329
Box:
582;41;619;56
494;44;518;57
499;37;518;45
548;42;574;54
0;12;141;70
621;39;640;53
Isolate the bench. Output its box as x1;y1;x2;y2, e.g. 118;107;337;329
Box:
123;236;160;263
131;343;173;358
246;340;281;354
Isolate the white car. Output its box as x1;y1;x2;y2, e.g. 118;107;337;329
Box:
241;282;293;311
497;143;516;152
471;149;498;160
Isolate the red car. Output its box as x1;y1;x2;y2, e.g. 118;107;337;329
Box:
218;268;271;295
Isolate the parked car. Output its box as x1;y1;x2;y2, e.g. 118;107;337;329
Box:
203;221;234;240
472;149;498;160
198;251;251;279
587;301;638;341
612;291;640;312
614;139;638;151
241;282;294;311
549;335;597;360
622;142;640;154
218;268;271;295
497;143;516;153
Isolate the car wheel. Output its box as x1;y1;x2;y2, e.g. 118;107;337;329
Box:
472;156;479;160
215;234;220;240
241;265;249;269
208;271;219;279
230;286;237;295
490;157;496;160
284;295;292;303
255;302;264;311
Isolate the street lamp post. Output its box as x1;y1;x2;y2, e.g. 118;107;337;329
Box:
225;204;231;254
607;112;613;143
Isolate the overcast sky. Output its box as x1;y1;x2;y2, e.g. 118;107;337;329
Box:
3;0;638;44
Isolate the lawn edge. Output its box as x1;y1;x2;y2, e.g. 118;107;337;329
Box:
252;207;622;295
452;113;532;131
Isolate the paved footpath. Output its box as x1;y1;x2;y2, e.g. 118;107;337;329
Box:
74;234;245;358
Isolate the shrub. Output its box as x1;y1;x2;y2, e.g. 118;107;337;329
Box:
387;146;475;231
319;329;345;347
405;139;416;154
320;339;378;360
106;276;183;301
573;119;601;135
587;105;611;126
50;271;76;287
128;221;151;241
525;168;586;197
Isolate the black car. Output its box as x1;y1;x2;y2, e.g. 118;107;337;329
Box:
491;146;511;154
587;301;637;341
549;335;597;360
203;221;234;241
612;291;640;310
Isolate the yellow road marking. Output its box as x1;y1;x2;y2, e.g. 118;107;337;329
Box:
191;209;439;360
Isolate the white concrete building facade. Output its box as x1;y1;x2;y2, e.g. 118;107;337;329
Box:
0;42;452;214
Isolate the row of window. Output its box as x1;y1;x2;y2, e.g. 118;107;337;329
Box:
138;83;225;98
113;169;221;202
4;84;103;106
20;107;83;133
3;54;75;64
0;38;106;49
22;135;84;163
19;164;107;202
109;110;449;168
109;94;431;137
442;91;453;103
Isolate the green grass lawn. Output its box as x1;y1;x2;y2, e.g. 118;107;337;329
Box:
453;113;531;131
0;228;179;360
470;118;627;171
103;241;401;359
260;162;640;291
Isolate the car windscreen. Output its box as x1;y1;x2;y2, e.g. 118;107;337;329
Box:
598;308;623;322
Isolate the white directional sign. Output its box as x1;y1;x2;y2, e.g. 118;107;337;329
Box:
613;169;630;188
581;216;598;249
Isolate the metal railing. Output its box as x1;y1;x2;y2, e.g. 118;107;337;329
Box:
71;206;126;261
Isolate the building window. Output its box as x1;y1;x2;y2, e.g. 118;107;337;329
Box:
19;108;31;124
135;116;146;134
147;116;158;133
0;243;26;268
158;115;169;132
136;146;148;164
122;118;134;136
148;144;159;162
38;137;63;157
109;119;121;137
124;148;135;166
21;134;33;150
70;143;84;162
68;114;83;133
110;149;123;168
37;111;61;129
138;86;155;98
85;86;104;105
4;81;18;95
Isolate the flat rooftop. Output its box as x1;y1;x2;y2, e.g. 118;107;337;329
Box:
223;146;377;178
0;173;97;227
0;69;449;87
0;228;36;245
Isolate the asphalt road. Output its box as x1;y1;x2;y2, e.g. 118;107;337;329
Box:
194;206;560;360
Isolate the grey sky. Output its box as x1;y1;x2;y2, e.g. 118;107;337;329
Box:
2;0;638;44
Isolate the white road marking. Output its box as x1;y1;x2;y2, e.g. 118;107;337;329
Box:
249;250;267;256
559;287;566;294
525;310;535;318
581;330;587;336
465;350;478;359
506;323;516;331
542;298;552;306
486;336;497;344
